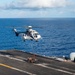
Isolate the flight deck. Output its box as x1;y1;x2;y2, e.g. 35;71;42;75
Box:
0;50;75;75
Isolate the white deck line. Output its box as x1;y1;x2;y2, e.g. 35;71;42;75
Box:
35;63;74;75
0;54;25;62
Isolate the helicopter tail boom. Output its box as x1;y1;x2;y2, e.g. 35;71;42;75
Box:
13;28;19;36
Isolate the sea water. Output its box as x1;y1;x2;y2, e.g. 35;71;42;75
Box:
0;18;75;57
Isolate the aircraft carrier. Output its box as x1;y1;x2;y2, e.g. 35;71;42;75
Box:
0;50;75;75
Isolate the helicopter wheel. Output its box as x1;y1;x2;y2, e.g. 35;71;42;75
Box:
23;40;25;42
31;39;33;41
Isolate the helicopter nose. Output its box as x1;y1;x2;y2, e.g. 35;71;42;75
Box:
37;35;42;39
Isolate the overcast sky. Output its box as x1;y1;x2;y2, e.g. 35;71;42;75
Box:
0;0;75;18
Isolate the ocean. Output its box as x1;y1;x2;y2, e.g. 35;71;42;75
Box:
0;18;75;57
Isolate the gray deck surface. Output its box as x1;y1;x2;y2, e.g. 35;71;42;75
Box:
0;50;75;75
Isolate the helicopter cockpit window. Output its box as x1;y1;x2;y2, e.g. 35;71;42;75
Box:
34;33;39;37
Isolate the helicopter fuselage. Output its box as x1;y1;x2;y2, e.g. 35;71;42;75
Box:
22;29;41;41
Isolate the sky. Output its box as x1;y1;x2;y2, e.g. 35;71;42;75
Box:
0;0;75;18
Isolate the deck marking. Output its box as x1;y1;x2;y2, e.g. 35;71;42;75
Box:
0;54;25;62
35;63;74;75
0;63;36;75
48;63;75;73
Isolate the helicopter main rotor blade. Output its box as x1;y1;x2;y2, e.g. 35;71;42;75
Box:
6;25;45;29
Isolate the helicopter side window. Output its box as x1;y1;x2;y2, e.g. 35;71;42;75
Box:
34;33;39;38
35;34;37;37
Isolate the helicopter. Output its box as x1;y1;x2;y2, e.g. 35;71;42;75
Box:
13;26;42;42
